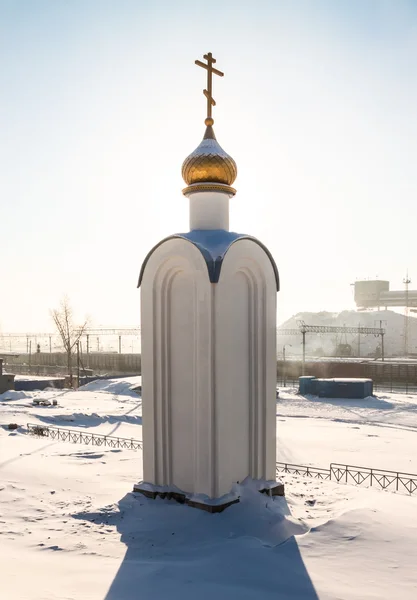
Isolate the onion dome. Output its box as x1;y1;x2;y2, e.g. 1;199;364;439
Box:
182;117;237;196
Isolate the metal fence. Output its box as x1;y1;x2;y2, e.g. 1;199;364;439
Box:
276;460;417;495
27;424;417;495
26;423;143;451
275;461;331;480
330;463;417;494
277;359;417;394
373;381;417;394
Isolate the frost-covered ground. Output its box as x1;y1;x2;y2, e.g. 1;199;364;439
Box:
1;378;417;599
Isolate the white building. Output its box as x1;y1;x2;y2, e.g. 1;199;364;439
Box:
135;54;281;511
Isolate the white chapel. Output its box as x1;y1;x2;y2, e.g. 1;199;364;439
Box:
135;53;281;511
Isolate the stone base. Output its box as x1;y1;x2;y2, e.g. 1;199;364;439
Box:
133;486;186;504
183;497;239;513
133;479;285;512
259;482;285;497
133;483;240;513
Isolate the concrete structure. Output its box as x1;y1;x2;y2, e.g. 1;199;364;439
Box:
134;53;281;510
2;352;140;376
0;359;15;394
14;377;65;392
354;280;417;309
299;376;373;399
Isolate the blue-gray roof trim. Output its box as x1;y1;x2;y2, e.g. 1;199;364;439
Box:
137;229;279;290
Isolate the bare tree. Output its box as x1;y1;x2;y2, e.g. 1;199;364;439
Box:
51;297;88;387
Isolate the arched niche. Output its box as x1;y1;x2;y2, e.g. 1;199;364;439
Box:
140;239;213;493
215;240;277;493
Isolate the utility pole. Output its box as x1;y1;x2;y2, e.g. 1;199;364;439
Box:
302;330;306;375
357;322;361;357
374;319;387;361
119;335;122;354
283;344;292;387
381;331;385;362
403;272;411;357
76;341;80;387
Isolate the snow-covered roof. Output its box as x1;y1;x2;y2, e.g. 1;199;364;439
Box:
138;229;280;290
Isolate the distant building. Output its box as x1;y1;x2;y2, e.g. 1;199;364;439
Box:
0;359;15;394
354;280;417;309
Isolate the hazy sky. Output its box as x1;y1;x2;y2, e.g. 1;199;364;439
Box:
1;0;416;332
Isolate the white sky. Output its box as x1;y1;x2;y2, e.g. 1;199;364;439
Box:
1;0;416;332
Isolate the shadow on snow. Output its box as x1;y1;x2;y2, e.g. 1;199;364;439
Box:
73;486;319;600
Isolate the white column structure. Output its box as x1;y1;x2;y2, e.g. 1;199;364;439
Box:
189;191;231;230
134;55;281;511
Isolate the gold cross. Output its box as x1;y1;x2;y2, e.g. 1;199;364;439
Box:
195;52;224;121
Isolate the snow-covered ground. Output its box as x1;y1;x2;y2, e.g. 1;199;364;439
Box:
277;386;417;472
1;378;416;599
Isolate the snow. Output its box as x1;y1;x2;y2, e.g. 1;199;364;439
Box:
14;375;66;381
319;377;372;382
0;389;35;402
80;376;142;396
135;477;282;508
277;387;417;472
0;376;142;437
1;377;417;599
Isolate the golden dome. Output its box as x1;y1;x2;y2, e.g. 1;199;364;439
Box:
182;118;237;196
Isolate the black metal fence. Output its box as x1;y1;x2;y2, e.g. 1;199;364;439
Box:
367;362;417;393
276;461;417;495
277;377;304;390
27;424;417;495
330;463;417;494
26;423;143;451
275;461;331;480
277;359;417;394
373;380;417;394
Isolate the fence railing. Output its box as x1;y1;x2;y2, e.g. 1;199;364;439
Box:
330;463;417;495
276;460;417;495
276;461;331;480
26;423;143;451
27;424;417;495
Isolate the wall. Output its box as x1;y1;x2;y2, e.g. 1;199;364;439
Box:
141;238;213;495
278;359;417;385
215;240;277;492
0;358;15;393
3;352;141;374
15;378;65;391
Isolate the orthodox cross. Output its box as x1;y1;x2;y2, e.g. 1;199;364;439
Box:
195;52;224;121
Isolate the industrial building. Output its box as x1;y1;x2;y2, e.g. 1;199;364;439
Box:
354;280;417;310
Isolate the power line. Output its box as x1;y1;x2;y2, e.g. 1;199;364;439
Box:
276;321;386;373
277;323;385;336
